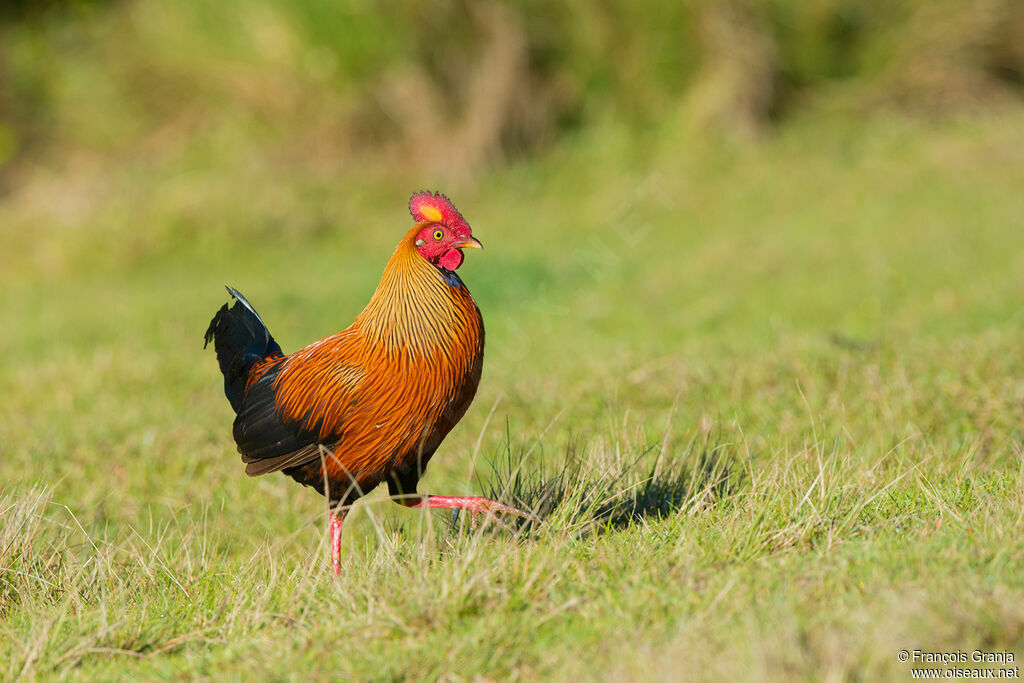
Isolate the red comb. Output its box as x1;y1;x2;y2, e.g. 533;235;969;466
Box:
409;191;470;232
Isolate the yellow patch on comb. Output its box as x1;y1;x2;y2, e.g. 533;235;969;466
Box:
420;205;443;222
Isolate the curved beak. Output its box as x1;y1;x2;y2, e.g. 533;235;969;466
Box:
457;236;483;250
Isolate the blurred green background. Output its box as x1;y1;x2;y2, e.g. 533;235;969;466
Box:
2;1;1024;678
1;0;1022;272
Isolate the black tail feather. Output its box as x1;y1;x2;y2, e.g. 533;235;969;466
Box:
204;286;283;412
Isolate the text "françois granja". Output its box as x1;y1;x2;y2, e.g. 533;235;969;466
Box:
913;651;1016;665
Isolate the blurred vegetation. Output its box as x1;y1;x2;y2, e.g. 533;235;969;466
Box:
0;0;1020;291
1;0;1021;188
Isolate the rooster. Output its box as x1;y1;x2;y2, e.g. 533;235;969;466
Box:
205;191;534;573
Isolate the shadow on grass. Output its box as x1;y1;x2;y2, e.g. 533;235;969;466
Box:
477;424;746;533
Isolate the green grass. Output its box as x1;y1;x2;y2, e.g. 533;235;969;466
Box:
2;111;1024;680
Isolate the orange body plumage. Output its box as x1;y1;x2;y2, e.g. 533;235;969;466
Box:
237;223;484;503
206;192;530;572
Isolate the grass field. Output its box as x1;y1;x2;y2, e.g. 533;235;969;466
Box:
2;110;1024;680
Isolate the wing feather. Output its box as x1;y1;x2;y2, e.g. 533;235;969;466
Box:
231;331;367;476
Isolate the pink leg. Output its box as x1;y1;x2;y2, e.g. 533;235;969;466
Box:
405;495;538;524
330;512;345;575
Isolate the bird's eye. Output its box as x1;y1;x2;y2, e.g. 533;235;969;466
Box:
433;229;444;240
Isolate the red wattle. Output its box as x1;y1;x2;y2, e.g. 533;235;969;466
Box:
439;248;464;271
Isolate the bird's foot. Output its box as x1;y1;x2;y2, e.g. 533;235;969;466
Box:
411;495;540;529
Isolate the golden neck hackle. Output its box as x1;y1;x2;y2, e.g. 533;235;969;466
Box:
354;225;477;360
